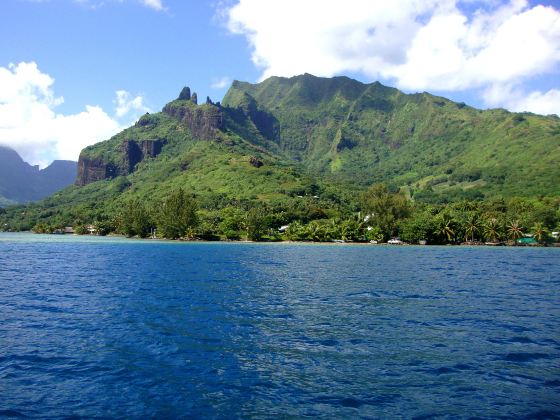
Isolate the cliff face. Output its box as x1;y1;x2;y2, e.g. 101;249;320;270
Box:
163;103;223;140
76;87;226;187
76;139;165;186
76;157;116;186
120;139;165;173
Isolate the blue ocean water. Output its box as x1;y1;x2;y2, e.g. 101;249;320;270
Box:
0;232;559;418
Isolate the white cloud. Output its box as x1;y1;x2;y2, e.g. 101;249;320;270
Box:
140;0;165;11
211;76;232;89
0;62;148;167
223;0;560;115
114;90;150;118
73;0;106;9
484;84;560;116
394;2;560;90
225;0;445;80
71;0;166;11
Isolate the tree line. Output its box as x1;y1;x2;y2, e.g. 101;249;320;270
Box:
25;184;560;244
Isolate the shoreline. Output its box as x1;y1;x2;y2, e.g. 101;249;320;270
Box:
1;231;558;248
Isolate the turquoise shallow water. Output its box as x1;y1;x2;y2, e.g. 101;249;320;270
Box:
1;232;559;418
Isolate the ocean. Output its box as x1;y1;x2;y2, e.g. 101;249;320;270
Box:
1;233;559;418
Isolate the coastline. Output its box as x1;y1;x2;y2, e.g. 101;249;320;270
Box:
1;231;558;248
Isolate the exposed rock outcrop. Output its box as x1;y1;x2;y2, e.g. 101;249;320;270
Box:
178;87;191;101
141;139;164;158
76;157;118;186
120;140;143;173
249;156;264;168
163;103;223;140
76;139;165;186
118;139;165;173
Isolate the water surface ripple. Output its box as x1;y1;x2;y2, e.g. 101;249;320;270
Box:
1;233;559;418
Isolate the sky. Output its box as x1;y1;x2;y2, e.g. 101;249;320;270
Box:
1;0;559;166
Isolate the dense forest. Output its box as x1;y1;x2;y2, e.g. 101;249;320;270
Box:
10;184;558;245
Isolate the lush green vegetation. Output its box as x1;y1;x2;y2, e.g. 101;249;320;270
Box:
7;184;559;245
224;74;560;198
1;75;559;243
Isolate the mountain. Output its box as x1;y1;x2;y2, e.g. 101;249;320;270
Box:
0;146;77;205
222;74;560;199
1;74;559;230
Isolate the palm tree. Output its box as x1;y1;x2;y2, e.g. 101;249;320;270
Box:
306;221;327;242
286;221;304;241
325;219;340;241
455;199;478;212
184;226;197;240
340;219;356;242
484;217;502;243
532;222;548;244
464;213;481;242
506;220;523;245
435;214;455;243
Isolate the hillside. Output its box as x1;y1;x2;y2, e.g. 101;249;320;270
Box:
223;74;560;199
0;75;559;234
0;89;343;231
0;146;77;206
71;93;323;205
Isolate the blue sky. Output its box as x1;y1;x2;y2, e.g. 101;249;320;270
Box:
1;1;256;115
1;0;559;165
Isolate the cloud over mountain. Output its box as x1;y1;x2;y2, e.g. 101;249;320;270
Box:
224;0;560;115
0;62;150;166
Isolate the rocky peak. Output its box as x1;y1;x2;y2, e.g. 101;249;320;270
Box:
191;92;198;105
178;87;191;101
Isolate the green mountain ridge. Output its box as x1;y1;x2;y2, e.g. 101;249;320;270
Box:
223;74;560;198
1;74;559;232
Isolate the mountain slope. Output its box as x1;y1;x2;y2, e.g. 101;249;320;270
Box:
1;75;559;231
222;74;560;198
3;93;331;230
0;146;77;205
73;97;314;202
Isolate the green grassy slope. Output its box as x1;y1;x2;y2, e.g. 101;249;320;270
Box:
222;74;560;198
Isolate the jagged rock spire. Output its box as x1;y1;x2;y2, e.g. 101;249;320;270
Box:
178;86;191;101
191;92;198;105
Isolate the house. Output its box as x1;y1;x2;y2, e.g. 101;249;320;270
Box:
64;227;74;234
